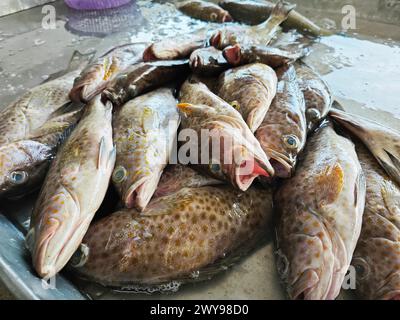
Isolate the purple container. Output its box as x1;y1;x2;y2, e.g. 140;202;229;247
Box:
64;0;132;10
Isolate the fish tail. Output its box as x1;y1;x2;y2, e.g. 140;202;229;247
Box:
257;0;296;28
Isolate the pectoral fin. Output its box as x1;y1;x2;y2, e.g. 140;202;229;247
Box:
316;163;344;205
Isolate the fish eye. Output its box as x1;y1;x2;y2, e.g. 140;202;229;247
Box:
352;258;370;281
276;250;289;278
283;135;300;150
209;163;221;174
306;108;321;121
112;166;127;184
9;171;28;185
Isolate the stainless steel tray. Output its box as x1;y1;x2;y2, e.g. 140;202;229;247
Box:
0;0;399;300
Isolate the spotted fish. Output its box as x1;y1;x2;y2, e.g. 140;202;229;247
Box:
217;63;278;132
275;124;366;300
70;43;147;103
330;108;400;187
210;0;295;49
26;95;116;279
351;143;400;300
71;185;273;286
295;62;332;132
255;65;306;178
178;0;233;23
0;104;83;199
178;78;274;190
112;88;180;211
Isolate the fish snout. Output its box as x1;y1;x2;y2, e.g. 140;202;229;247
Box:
223;45;242;66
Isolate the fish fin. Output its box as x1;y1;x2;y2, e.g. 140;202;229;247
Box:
256;0;296;29
108;145;117;170
380;149;400;187
67;50;96;72
381;180;400;217
97;137;106;170
316;163;344;206
332;100;345;111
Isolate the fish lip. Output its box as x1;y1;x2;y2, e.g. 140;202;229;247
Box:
263;148;294;178
289;268;320;300
143;45;157;62
123;172;162;211
234;157;271;191
223;44;241;66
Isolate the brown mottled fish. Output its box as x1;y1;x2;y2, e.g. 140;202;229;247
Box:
178;78;274;190
255;65;306;178
210;0;295;49
0;104;83;199
103;60;189;107
26;95;116;279
223;43;308;68
178;0;233;23
295;62;332;131
143;34;205;62
330;108;400;187
112;88;180;211
275;124;366;300
217;63;278;132
70;43;147;103
71;185;273;286
351;143;400;300
219;0;332;36
189;47;229;76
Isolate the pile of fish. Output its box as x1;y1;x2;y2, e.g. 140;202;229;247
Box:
0;0;399;300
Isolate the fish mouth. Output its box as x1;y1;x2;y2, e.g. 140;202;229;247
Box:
124;172;163;211
290;269;320;300
222;13;233;23
234;158;271;191
143;45;157;62
190;55;203;70
210;31;222;48
263;148;294;178
223;44;241;66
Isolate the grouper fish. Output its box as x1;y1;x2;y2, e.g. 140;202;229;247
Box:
70;42;147;103
178;0;233;23
0;103;83;199
217;63;278;132
255;65;306;178
112;88;180;211
26;95;116;279
210;0;294;50
352;143;400;300
178;78;274;190
275;124;366;300
71;182;274;286
330;108;400;187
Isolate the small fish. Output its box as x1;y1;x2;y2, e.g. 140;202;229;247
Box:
223;43;308;68
103;60;189;107
275;124;366;300
0;104;83;199
178;78;274;190
112;88;180;211
210;0;295;49
178;0;233;22
295;62;332;131
255;65;306;178
352;143;400;300
70;43;147;103
189;47;229;76
330;108;400;187
217;63;278;132
26;96;116;279
143;33;205;62
219;0;332;36
71;185;273;286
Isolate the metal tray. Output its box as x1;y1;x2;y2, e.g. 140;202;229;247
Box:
0;0;399;300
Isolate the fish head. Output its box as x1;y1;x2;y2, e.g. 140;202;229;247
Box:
256;123;304;178
0;141;52;198
178;102;273;190
277;210;342;300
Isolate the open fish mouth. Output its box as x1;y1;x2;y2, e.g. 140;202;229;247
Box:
263;148;294;178
234;158;271;190
124;172;163;211
223;44;242;66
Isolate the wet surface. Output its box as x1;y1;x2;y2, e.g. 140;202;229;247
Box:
0;0;399;299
